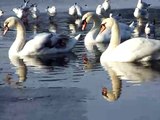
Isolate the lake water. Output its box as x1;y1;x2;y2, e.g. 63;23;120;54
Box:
1;0;160;120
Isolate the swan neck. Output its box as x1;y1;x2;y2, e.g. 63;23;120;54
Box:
9;20;26;57
107;20;120;51
92;15;101;30
16;22;26;41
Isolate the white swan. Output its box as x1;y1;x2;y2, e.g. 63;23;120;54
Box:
81;12;132;44
100;17;160;63
3;17;81;59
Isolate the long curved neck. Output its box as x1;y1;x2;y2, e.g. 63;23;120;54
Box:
9;20;26;57
87;14;101;40
91;15;101;31
107;19;121;52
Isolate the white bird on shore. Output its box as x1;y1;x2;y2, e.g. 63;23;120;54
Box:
69;3;82;18
96;0;110;17
21;0;30;8
137;0;151;9
96;5;104;16
109;13;122;21
30;4;40;20
12;8;23;18
0;9;4;17
46;6;56;17
134;7;149;19
102;0;111;11
145;21;155;38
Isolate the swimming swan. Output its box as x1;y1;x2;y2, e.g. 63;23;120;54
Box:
3;17;81;59
100;17;160;62
82;12;132;44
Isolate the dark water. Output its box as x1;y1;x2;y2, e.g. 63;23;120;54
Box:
1;1;160;119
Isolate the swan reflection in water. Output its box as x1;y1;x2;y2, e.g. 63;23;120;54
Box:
101;61;160;102
82;42;108;71
5;53;76;87
4;56;27;87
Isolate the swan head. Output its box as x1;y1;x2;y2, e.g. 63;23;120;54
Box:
81;12;98;30
3;17;21;35
102;87;119;102
100;17;115;33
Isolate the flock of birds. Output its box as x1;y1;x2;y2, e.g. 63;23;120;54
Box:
0;0;160;64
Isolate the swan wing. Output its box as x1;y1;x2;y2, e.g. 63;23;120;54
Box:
19;33;80;56
108;38;160;62
19;33;57;55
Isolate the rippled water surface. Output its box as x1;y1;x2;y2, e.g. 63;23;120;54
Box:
1;0;160;120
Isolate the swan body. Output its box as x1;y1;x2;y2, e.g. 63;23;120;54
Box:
3;17;81;58
100;17;160;63
82;12;132;44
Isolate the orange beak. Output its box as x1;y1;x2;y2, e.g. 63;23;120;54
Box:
3;24;9;36
82;19;87;31
100;24;106;34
